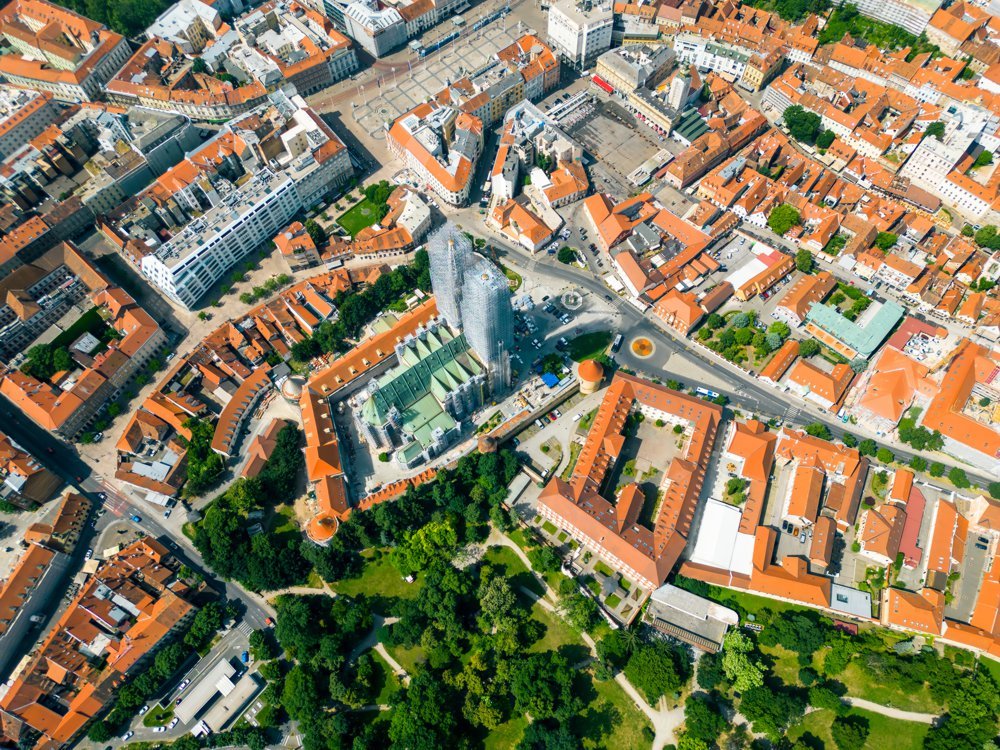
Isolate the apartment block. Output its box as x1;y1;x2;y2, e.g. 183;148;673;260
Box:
0;0;131;102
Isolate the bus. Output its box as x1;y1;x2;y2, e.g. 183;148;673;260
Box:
611;334;623;353
696;387;721;399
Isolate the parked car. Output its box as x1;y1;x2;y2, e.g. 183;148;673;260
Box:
121;732;134;742
85;549;93;560
168;718;179;729
154;727;166;734
139;705;149;716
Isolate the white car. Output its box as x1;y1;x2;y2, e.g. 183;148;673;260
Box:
121;731;134;741
138;705;149;716
168;718;179;729
154;727;166;734
178;679;190;691
85;549;93;560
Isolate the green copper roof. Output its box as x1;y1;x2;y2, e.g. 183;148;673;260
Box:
362;326;482;451
804;300;905;359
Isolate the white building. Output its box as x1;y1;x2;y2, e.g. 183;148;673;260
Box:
845;0;943;36
547;0;613;67
146;0;223;53
898;113;995;219
673;34;749;80
141;169;300;307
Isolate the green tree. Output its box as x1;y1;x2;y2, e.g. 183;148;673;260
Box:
831;715;870;750
808;684;848;716
857;439;878;457
973;150;994;168
925;121;945;141
974;225;1000;250
683;694;727;743
795;249;815;273
557;246;576;264
516;722;581;750
721;631;764;693
510;652;582;721
783;105;822;144
910;456;927;472
87;722;113;743
929;462;945;477
304;219;327;246
390;519;458;576
624;639;690;703
816;129;836;149
740;685;806;739
875;447;894;464
281;665;319;722
947;467;970;488
805;422;832;440
874;232;898;250
768;204;802;236
799;339;820;358
389;671;461;749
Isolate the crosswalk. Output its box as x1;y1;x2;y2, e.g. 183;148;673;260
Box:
235;621;253;636
782;404;802;425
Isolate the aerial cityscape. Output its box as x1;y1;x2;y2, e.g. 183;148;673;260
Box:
0;0;998;746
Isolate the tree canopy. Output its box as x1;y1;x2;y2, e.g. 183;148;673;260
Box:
783;106;822;144
768;204;802;236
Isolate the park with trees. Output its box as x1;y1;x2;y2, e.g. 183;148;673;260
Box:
235;448;680;749
672;578;999;750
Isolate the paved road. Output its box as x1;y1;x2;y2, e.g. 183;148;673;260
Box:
0;394;275;635
461;227;1000;482
843;697;939;724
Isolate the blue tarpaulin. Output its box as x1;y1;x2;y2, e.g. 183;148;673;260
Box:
541;372;560;388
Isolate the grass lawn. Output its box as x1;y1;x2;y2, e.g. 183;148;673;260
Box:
572;675;654;750
605;593;621;608
529;602;585;655
542;521;558;534
484;715;529;750
979;655;1000;685
368;649;402;705
760;643;801;686
50;306;114;350
839;661;940;713
594;561;614;578
269;505;300;544
507;526;534;553
385;643;426;674
567;331;612;362
501;265;522;292
788;707;928;750
304;570;325;589
559;441;582;480
337;198;387;237
701;584;815;617
333;554;422;604
483;545;545;598
141;705;173;727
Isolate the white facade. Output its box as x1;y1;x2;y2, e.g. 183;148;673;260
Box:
547;0;613;67
673;34;749;80
141;170;300;307
842;0;942;36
